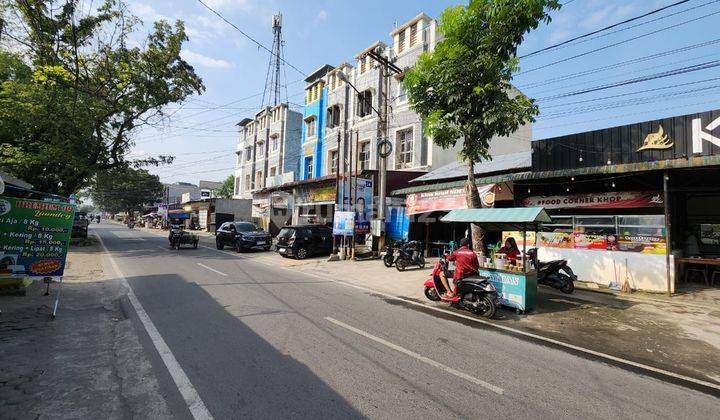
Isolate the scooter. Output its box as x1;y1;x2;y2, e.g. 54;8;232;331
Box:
395;241;425;271
380;240;404;267
423;256;499;318
526;248;576;294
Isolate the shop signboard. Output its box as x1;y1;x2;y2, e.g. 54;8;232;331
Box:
522;191;663;210
296;184;336;205
405;184;495;215
0;197;75;278
332;211;355;236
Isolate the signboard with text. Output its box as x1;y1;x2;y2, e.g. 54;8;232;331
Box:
0;197;75;277
332;211;355;236
522;191;663;210
406;184;495;215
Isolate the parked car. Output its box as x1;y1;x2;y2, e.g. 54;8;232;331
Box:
216;221;272;252
276;225;333;259
72;211;89;239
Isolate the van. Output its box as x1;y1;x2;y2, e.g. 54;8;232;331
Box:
276;225;333;259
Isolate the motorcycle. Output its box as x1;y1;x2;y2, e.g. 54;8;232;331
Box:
526;248;576;294
127;221;135;229
395;241;425;271
423;256;499;319
168;225;199;250
380;240;404;268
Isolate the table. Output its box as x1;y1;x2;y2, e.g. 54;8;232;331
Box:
676;257;720;286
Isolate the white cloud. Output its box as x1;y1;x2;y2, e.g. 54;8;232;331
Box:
202;0;253;13
315;10;328;23
580;5;613;29
180;50;234;69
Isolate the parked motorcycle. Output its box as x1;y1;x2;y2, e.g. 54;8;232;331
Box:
395;241;425;271
423;255;498;318
526;248;576;294
380;240;404;267
168;225;199;250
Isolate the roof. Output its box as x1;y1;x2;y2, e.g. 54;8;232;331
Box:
441;207;551;231
199;180;223;190
390;13;431;36
236;118;253;127
355;41;386;59
0;171;33;190
410;151;531;183
305;64;335;83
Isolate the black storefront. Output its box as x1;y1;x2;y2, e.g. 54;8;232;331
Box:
516;108;720;294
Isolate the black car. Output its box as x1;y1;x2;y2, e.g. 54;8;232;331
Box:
216;221;272;252
275;225;333;259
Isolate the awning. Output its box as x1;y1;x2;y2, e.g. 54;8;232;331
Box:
441;207;551;231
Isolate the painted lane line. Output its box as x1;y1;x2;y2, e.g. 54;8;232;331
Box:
325;317;504;395
142;229;720;392
197;263;228;277
95;231;214;420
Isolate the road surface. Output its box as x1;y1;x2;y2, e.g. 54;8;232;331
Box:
94;223;719;419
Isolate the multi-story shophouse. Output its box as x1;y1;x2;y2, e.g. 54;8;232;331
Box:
233;103;302;231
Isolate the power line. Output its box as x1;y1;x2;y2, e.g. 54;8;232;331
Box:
195;0;307;77
520;0;694;58
517;8;720;75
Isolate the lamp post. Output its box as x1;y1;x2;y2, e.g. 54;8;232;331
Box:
337;70;387;253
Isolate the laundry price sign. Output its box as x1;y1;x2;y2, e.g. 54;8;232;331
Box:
0;197;75;278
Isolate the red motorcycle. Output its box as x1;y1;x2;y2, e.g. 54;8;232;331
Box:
423;256;499;319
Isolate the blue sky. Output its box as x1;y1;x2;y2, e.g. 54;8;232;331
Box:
125;0;720;184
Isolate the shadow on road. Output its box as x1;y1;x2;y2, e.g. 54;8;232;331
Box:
126;273;363;419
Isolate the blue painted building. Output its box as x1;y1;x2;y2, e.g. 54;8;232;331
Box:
300;65;334;180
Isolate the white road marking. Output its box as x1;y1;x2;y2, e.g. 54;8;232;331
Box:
130;227;720;392
197;263;227;277
325;317;504;395
95;231;214;420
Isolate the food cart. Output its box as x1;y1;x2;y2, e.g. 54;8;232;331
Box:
441;207;552;314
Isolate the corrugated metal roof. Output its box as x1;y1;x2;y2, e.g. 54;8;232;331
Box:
393;154;720;196
409;151;531;183
0;171;33;190
441;207;551;231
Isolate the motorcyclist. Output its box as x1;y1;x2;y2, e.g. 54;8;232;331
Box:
442;237;480;298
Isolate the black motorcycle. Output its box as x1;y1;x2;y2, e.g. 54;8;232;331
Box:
527;248;576;294
395;241;425;272
381;240;404;267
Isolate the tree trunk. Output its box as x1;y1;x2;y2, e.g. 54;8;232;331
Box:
464;158;484;252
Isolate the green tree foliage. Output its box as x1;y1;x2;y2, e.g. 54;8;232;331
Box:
216;175;234;199
404;0;560;249
89;166;163;214
0;0;204;196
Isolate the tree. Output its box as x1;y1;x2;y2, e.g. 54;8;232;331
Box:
0;0;204;196
89;166;163;215
216;175;234;199
404;0;560;250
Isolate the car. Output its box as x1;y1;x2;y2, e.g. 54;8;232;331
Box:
275;225;333;259
216;221;272;252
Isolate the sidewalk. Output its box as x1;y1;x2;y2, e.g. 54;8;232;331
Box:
243;250;720;386
0;235;173;419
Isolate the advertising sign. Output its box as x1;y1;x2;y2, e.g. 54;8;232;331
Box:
522;191;663;210
539;232;574;248
0;197;75;278
573;233;607;250
332;211;355;236
700;224;720;245
405;184;495;215
296;184;336;204
348;178;373;235
615;235;667;254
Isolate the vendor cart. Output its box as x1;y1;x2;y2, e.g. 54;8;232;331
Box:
441;207;551;314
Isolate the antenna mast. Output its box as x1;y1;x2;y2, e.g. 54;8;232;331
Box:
262;13;285;107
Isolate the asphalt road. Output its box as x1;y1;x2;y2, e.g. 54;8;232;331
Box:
94;223;719;419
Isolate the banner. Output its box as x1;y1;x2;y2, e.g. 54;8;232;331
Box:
573;233;607;250
522;191;663;209
0;197;75;278
615;235;666;254
539;232;574;248
406;184;495;215
333;211;355;236
296;184;336;204
350;178;373;235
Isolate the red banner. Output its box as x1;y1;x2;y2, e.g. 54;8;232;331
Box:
406;184;495;215
522;191;663;210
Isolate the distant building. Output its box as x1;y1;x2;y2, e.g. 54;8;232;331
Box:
163;182;200;204
199;180;224;199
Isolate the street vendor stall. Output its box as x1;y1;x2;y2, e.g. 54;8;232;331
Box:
441;207;551;313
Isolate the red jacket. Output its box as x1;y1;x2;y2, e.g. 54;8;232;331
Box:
447;246;480;280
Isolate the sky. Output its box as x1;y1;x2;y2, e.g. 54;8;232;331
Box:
121;0;720;185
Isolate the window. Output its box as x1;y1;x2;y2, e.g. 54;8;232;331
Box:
356;90;373;118
326;105;341;128
306;118;317;138
618;215;665;236
304;156;314;179
269;166;277;177
398;30;405;53
358;141;370;170
574;216;615;235
234;222;258;232
245;147;252;162
255;171;263;188
397;128;413;168
245;174;251;190
360;56;366;74
236;151;242;165
397;81;407;103
257;141;264;157
234;177;240;195
330;74;336;90
270;135;279;152
329;150;338;174
410;23;418;47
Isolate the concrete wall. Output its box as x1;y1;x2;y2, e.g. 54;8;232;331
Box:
215;198;252;222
